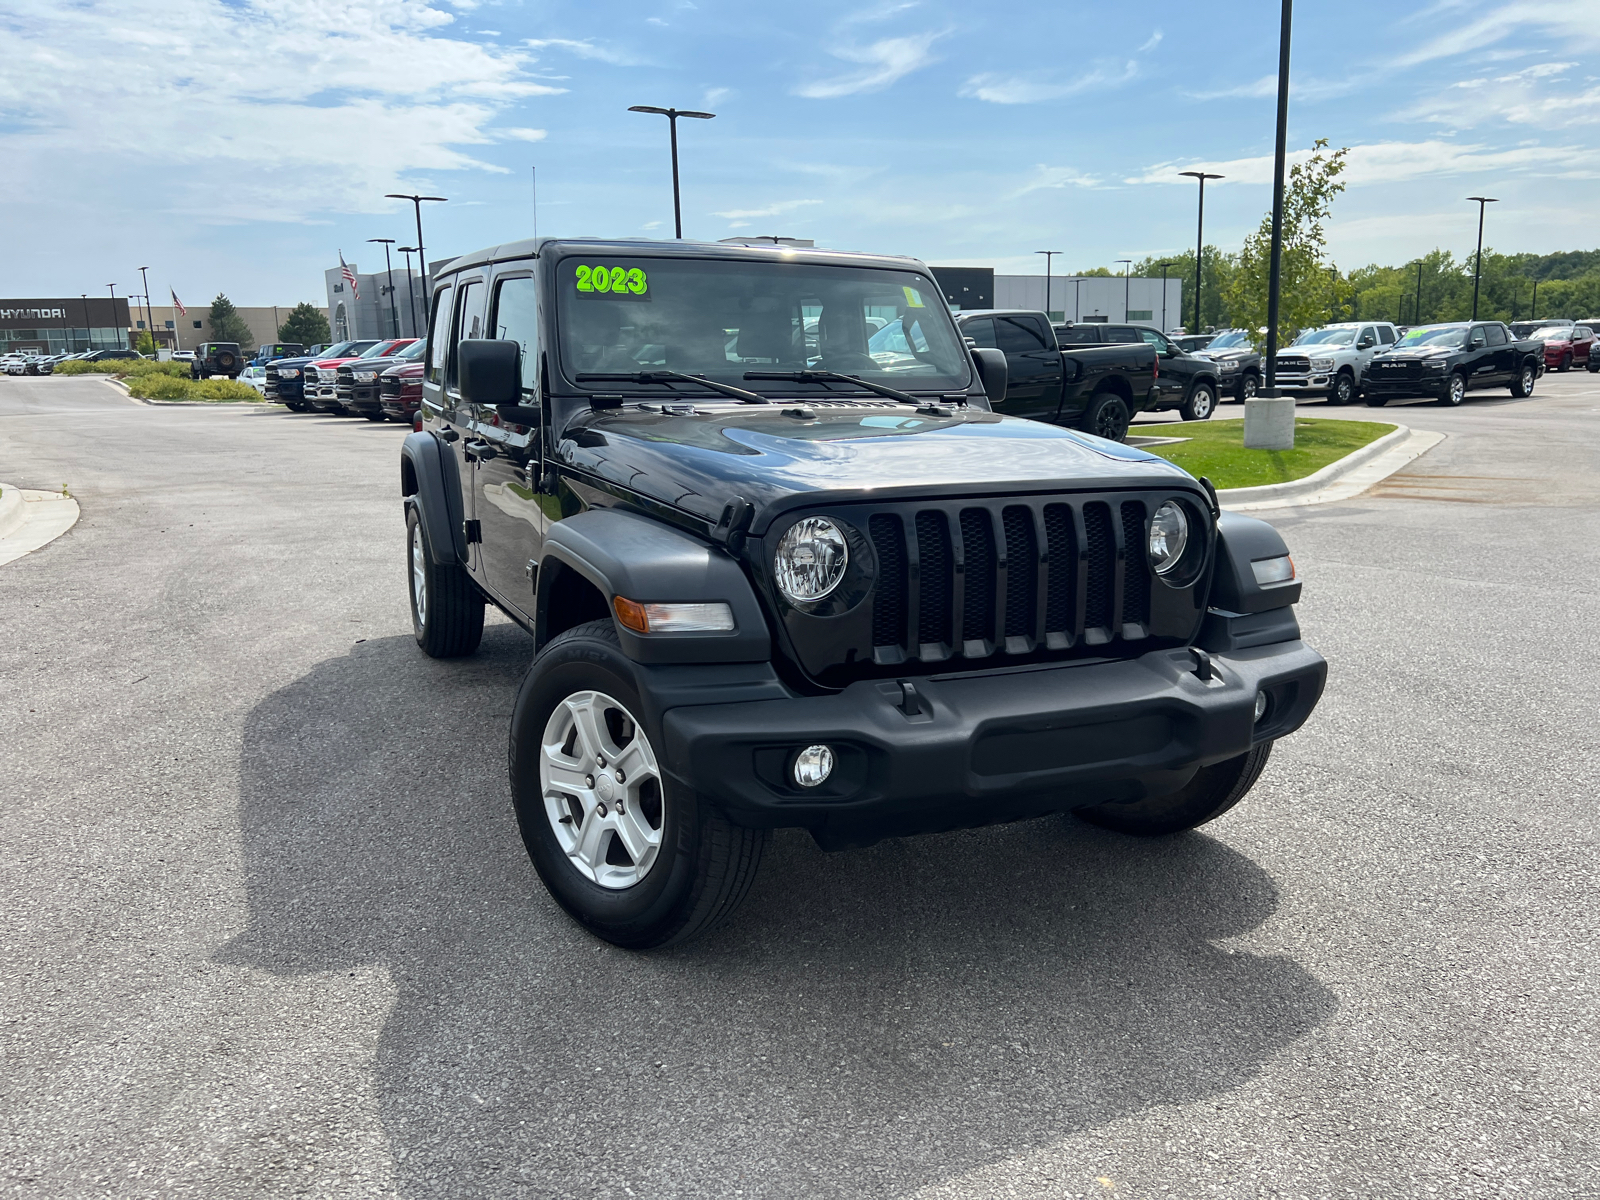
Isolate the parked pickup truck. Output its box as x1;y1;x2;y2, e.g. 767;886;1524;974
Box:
1275;321;1399;405
1364;321;1543;407
952;311;1157;440
1058;321;1230;423
399;237;1327;948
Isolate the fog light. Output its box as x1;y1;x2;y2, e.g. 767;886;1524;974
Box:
793;744;834;788
1254;691;1269;723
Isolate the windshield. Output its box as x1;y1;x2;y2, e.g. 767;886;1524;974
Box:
1205;330;1249;349
1293;328;1356;346
1396;325;1466;348
1532;326;1572;340
359;339;408;358
395;339;426;361
555;256;970;394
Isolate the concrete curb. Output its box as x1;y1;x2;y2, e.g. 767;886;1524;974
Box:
1220;425;1447;512
0;486;81;567
0;484;25;539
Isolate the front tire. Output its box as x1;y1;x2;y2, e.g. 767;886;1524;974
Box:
1510;362;1537;398
1079;392;1132;441
1235;372;1259;402
509;620;767;948
1331;371;1356;406
1439;372;1467;407
406;505;484;658
1180;382;1216;422
1074;743;1272;837
1558;353;1572;373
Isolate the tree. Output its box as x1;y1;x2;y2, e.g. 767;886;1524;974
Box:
207;293;256;351
278;302;330;347
1131;247;1239;332
1224;139;1349;346
134;330;156;355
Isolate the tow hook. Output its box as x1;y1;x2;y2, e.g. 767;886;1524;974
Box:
1190;647;1217;682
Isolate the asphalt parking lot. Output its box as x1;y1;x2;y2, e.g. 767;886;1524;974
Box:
1;373;1597;1199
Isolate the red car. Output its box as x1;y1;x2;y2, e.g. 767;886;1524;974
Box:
1534;323;1593;372
379;359;424;423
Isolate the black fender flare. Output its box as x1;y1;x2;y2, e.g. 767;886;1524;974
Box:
536;508;771;664
1209;511;1302;613
400;430;468;565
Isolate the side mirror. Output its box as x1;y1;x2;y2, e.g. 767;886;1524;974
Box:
971;347;1008;406
458;339;521;405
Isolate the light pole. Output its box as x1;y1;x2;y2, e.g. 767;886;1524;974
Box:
369;237;401;338
1157;260;1173;331
1413;260;1424;326
1180;170;1224;333
1116;259;1132;321
107;284;123;348
1532;277;1539;322
1466;196;1498;320
384;194;447;302
1248;0;1295;452
137;266;157;353
397;246;421;337
1035;250;1062;318
627;106;716;238
80;294;91;352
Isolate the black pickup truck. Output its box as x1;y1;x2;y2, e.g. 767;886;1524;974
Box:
1057;321;1230;422
400;237;1327;948
954;311;1157;439
1363;321;1543;407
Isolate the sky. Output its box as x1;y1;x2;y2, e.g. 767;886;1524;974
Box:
4;0;1600;307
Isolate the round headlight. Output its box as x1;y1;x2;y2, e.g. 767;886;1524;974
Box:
774;517;849;603
1149;501;1190;576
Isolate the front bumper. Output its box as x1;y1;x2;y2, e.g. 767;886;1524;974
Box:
342;381;383;411
1365;375;1446;398
1272;374;1332;394
659;639;1326;846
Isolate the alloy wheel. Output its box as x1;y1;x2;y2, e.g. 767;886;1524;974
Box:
409;520;427;626
540;690;665;889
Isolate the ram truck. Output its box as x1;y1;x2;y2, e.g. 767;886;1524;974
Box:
1275;321;1399;405
400;237;1327;948
1364;321;1543;407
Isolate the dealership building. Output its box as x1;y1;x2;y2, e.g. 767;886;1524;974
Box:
324;262;426;342
0;298;133;355
932;269;1186;330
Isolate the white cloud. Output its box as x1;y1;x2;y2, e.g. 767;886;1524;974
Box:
523;37;640;65
710;198;822;230
795;32;945;99
1138;30;1163;52
1391;1;1600;66
1012;166;1104;196
0;0;560;223
703;87;732;107
1129;139;1600;188
962;60;1137;105
1400;62;1600;128
500;128;549;142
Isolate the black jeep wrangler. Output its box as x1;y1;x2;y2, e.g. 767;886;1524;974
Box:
401;238;1326;949
192;342;243;380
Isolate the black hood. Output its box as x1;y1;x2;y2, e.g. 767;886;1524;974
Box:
556;402;1197;531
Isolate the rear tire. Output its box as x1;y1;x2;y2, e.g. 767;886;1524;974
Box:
1179;382;1216;422
509;620;767;948
1074;743;1272;837
406;505;483;658
1509;362;1536;398
1078;392;1132;441
1558;353;1572;372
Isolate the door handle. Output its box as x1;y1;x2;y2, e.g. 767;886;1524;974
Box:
464;440;499;462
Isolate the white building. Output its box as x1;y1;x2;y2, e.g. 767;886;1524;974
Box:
993;275;1185;331
324;263;425;342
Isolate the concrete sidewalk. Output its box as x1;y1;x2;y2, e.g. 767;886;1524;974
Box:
0;483;80;566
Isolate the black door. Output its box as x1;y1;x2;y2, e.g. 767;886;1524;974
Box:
1483;323;1514;383
992;313;1065;419
1138;328;1201;405
445;276;489;574
1464;325;1498;388
472;272;547;623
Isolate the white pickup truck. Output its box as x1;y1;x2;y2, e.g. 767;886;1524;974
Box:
1274;321;1400;405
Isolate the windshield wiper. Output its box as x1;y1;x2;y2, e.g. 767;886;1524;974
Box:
742;369;934;407
576;370;770;404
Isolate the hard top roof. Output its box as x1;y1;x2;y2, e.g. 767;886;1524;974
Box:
434;236;925;277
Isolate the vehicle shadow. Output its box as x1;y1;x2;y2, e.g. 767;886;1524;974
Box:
217;632;1337;1199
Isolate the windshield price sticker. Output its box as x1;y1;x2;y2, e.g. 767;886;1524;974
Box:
902;286;926;308
574;264;650;299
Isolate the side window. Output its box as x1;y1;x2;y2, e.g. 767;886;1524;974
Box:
1103;326;1140;344
1379;326;1396;344
1485;324;1507;346
1578;327;1594;339
1357;326;1377;348
426;283;454;385
961;317;997;349
1136;328;1168;352
491;275;539;394
995;316;1048;354
446;279;486;391
1056;325;1100;345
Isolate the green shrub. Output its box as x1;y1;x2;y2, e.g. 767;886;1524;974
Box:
127;373;192;399
191;378;260;401
52;359;97;375
56;358;189;378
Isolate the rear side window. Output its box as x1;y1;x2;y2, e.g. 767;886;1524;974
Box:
1485;324;1508;346
491;275;539;395
961;317;997;349
426;283;454;385
1379;326;1396;344
1056;326;1100;345
994;315;1049;353
1103;326;1141;343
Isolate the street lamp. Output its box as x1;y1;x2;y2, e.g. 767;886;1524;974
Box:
627;106;716;239
1466;196;1498;320
1249;0;1295;454
1115;260;1132;321
1412;260;1424;326
80;294;91;352
107;284;122;349
1156;260;1173;331
368;237;401;338
1035;250;1061;318
138;266;157;353
1179;170;1224;334
384;194;447;301
396;246;422;337
1532;277;1539;322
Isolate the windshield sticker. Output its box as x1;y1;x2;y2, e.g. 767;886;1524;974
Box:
575;265;650;298
902;286;926;308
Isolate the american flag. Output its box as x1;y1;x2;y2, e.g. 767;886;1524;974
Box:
170;288;186;316
339;253;360;299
